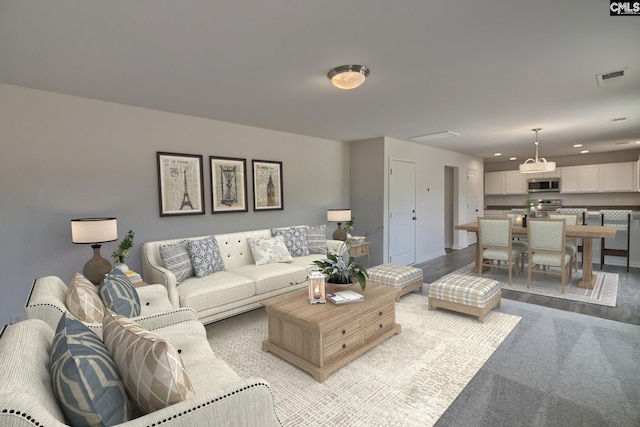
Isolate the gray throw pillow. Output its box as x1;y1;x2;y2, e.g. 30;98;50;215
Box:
306;225;327;254
160;240;194;283
271;226;309;257
187;236;225;278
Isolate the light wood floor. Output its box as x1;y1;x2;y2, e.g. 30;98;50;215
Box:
412;245;640;325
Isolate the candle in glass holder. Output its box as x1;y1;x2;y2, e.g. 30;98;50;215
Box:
308;271;326;304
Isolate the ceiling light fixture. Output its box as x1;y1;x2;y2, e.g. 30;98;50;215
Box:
519;128;556;174
327;65;370;90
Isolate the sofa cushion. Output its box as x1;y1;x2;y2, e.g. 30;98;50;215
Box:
306;225;327;254
231;263;309;294
99;268;141;317
188;236;225;278
66;272;105;323
50;313;131;426
160;239;195;283
178;271;256;311
247;235;293;265
102;309;195;413
271;226;309;257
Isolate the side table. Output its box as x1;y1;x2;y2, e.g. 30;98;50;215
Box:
349;242;370;268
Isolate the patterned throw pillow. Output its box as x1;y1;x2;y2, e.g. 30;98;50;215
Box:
102;309;195;414
50;313;131;426
66;272;105;322
271;226;309;257
99;268;141;317
160;240;195;283
187;236;225;278
247;235;294;265
306;225;327;254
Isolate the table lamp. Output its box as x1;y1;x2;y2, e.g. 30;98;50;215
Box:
71;217;118;285
327;209;351;241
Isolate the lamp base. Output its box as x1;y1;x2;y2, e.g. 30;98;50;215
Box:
83;244;112;285
332;223;347;241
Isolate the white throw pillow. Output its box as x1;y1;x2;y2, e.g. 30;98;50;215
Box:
247;235;294;265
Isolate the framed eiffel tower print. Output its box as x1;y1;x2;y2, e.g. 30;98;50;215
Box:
210;156;248;213
157;152;205;217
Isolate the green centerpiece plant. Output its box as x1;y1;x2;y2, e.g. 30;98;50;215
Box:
312;239;368;291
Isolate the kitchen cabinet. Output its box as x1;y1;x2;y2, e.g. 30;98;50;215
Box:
505;170;528;194
484;171;505;195
561;165;599;193
600;162;636;192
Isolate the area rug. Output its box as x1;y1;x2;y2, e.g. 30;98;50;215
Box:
446;263;618;307
206;293;521;427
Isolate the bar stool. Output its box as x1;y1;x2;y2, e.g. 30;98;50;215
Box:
556;208;588;256
600;210;632;272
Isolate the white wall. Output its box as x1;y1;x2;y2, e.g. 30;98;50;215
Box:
0;84;350;324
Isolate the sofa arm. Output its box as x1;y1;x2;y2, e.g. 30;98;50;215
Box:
135;308;199;331
120;378;282;427
326;239;343;254
24;276;69;332
141;242;180;307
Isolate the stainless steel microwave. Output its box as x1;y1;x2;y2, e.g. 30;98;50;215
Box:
528;178;560;193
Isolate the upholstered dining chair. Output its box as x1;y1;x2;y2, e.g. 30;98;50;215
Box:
502;212;528;271
548;212;579;272
477;217;521;284
600;210;632;272
526;218;572;294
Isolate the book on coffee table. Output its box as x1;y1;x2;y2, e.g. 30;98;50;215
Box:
327;290;364;305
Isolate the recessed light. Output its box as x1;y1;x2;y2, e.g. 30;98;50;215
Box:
580;150;589;154
636;141;640;144
509;157;517;161
494;153;502;157
573;144;583;148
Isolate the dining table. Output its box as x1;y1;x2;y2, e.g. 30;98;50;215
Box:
455;221;617;289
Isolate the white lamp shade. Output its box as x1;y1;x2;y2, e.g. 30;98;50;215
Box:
519;161;556;173
71;218;118;244
327;209;352;222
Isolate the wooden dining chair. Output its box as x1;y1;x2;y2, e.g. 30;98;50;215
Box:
527;218;572;294
548;212;579;272
477;217;521;284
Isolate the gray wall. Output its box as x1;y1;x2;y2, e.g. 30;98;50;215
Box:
0;84;349;324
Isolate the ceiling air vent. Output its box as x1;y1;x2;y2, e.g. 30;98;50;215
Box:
596;68;628;86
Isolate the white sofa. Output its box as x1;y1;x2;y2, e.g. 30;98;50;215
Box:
141;227;340;324
0;314;282;426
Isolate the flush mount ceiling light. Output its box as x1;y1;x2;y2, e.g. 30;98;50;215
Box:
519;128;556;174
327;65;370;89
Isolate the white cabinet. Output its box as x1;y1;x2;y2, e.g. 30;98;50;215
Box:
505;170;528;194
600;162;636;192
485;171;505;195
561;162;636;193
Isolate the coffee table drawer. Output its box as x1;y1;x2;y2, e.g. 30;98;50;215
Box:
364;303;394;326
324;330;363;361
323;317;362;347
364;314;394;340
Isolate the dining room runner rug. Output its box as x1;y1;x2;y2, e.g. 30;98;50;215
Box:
206;293;521;427
446;263;618;307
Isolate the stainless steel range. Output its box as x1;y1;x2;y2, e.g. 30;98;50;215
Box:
531;199;562;217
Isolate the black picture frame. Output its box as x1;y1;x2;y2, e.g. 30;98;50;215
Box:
252;159;283;211
210;156;248;213
157;152;205;216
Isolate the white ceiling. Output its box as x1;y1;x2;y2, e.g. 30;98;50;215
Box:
1;1;639;163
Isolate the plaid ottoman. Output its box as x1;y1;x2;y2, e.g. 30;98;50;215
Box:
367;264;423;301
428;274;501;323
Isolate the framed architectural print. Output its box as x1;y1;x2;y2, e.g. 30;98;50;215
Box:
210;156;248;213
252;159;283;211
157;152;205;216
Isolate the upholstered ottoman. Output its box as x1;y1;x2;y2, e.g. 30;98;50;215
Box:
428;274;501;323
367;264;423;301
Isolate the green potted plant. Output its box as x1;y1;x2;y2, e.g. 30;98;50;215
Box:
312;239;368;290
112;230;135;272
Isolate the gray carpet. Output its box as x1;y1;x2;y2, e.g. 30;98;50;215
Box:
448;263;618;307
435;298;640;427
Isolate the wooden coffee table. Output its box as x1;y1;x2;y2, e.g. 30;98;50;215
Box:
261;282;401;382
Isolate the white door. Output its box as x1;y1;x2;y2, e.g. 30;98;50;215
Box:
466;168;480;244
389;159;416;264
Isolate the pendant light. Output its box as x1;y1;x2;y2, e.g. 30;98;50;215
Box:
519;128;556;173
